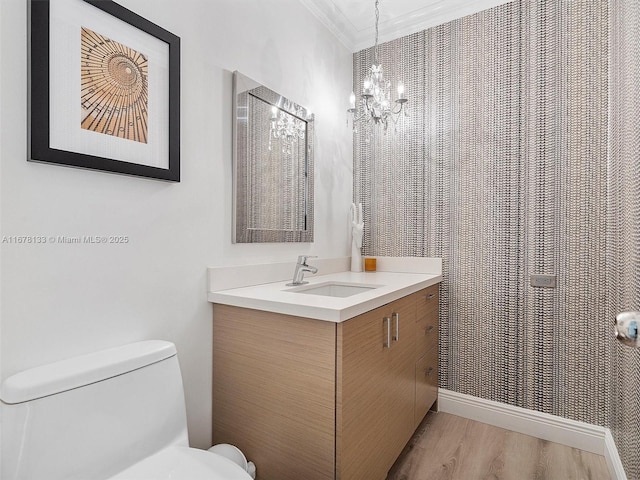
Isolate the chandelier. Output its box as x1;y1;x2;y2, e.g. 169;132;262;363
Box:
347;0;408;133
269;102;306;154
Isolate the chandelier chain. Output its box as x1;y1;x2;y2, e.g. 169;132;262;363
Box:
374;0;380;64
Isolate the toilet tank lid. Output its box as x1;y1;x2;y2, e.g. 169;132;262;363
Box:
0;340;177;405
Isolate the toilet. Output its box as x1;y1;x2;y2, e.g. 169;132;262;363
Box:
0;340;253;480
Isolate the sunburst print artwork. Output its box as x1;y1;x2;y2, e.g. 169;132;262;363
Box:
81;27;148;143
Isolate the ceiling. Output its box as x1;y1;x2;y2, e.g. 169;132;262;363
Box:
299;0;515;52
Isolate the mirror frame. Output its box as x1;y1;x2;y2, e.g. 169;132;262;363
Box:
232;71;314;243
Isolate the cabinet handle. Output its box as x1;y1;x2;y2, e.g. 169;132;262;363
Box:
425;367;434;377
424;325;435;335
392;312;399;342
426;293;436;301
383;317;391;348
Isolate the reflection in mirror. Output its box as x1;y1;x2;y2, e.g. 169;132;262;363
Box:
233;71;314;243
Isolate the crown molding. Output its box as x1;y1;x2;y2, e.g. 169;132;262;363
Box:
298;0;358;51
300;0;516;53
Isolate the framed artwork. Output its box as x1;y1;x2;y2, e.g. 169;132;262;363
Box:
30;0;181;181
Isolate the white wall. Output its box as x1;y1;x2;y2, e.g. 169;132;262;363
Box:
0;0;352;448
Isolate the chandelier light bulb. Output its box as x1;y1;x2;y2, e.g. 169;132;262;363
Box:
397;81;405;98
363;79;372;95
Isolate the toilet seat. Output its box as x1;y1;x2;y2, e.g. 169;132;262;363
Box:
109;446;252;479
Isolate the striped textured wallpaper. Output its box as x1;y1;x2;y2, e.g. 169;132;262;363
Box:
610;0;640;477
354;0;627;464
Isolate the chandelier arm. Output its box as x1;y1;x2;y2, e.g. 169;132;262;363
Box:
391;103;406;116
355;112;370;124
358;108;374;123
348;106;370;124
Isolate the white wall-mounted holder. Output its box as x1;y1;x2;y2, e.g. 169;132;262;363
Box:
615;311;640;348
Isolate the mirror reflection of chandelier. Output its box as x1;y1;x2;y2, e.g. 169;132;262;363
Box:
269;102;307;154
347;0;408;133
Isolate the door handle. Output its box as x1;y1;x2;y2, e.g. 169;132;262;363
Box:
392;312;399;342
383;317;391;348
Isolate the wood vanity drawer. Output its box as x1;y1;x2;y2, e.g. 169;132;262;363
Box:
416;285;439;322
415;314;438;361
415;346;438;428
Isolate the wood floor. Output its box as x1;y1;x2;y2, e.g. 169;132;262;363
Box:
386;412;610;480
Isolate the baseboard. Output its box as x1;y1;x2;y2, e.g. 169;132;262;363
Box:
438;389;626;480
604;429;628;480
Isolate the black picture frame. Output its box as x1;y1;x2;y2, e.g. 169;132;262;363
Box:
30;0;181;182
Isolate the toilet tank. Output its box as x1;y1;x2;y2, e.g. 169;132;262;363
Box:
1;341;190;480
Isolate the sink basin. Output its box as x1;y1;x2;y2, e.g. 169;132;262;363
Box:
286;282;382;298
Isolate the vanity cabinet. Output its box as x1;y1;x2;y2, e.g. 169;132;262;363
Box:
337;294;416;480
414;284;439;427
212;286;439;480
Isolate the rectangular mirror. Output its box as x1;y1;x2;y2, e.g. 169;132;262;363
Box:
232;71;314;243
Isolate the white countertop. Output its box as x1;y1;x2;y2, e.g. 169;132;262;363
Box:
208;270;442;322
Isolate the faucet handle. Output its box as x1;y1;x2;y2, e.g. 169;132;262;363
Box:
297;255;317;265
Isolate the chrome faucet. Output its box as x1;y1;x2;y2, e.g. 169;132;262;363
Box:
286;255;318;286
